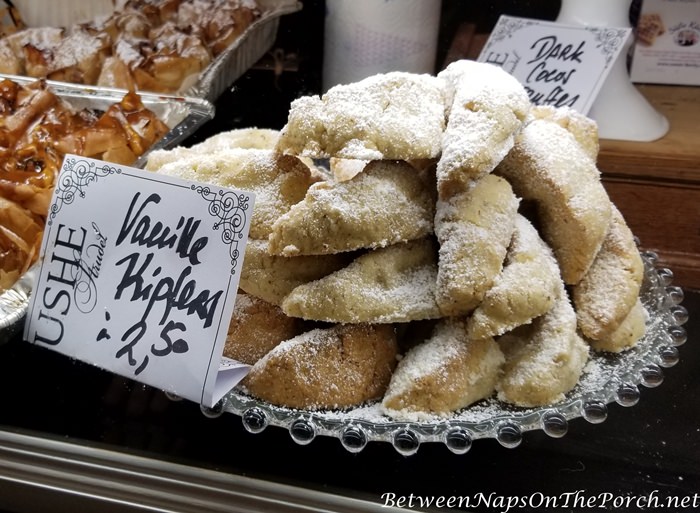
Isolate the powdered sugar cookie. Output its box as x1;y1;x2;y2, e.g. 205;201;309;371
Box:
467;214;560;340
382;318;504;419
436;59;530;197
529;105;599;162
281;238;442;324
268;160;436;256
496;117;612;284
223;293;303;365
240;239;350;306
153;149;315;240
144;128;281;170
242;324;398;410
496;283;589;407
574;205;645;343
588;299;648;353
276;71;448;161
435;174;519;316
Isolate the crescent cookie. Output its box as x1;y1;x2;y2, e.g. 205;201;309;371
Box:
436;59;531;198
588;299;648;353
382;318;504;419
496;283;590;407
239;239;350;306
529;105;599;162
152;149;315;240
467;214;561;340
435;174;519;316
573;205;645;342
267;160;436;256
281;238;442;324
241;324;398;410
144;128;280;170
276;71;448;160
223;293;303;365
496;117;612;285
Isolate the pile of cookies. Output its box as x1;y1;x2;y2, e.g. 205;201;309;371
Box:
146;60;647;419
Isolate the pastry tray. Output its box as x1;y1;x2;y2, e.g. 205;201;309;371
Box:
219;251;689;455
0;76;215;344
184;0;303;102
0;74;215;165
6;0;302;103
0;263;36;346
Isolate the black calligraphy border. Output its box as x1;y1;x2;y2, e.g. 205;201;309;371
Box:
49;157;251;275
487;15;630;65
488;16;539;43
192;185;250;275
48;157;120;226
586;27;629;65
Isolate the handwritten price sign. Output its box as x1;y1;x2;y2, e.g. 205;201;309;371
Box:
24;156;254;407
478;15;632;114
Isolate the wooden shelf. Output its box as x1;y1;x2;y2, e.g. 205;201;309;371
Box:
598;85;700;290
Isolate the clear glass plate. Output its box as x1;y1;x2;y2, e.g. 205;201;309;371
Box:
220;251;688;455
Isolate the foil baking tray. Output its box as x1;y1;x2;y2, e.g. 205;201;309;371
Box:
6;0;302;103
0;264;35;345
185;0;303;102
0;73;215;165
0;75;215;344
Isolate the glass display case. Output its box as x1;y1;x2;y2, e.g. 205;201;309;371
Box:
1;2;698;511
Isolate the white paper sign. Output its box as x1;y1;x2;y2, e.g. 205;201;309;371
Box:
478;15;632;114
23;156;254;408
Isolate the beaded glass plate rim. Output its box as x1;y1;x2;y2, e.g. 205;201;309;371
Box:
221;251;688;453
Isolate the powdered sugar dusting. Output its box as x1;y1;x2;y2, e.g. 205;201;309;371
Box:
277;71;448;160
467;214;560;339
281;239;442;323
50;30;109;73
154;148;313;240
496;118;612;284
386;324;463;393
211;64;681;449
227;259;678;443
269;160;435;256
436;60;531;191
574;205;644;339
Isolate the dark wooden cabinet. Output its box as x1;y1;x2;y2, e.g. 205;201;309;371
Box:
598;85;700;290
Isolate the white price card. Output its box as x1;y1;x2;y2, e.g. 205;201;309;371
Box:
477;15;632;114
23;156;254;408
